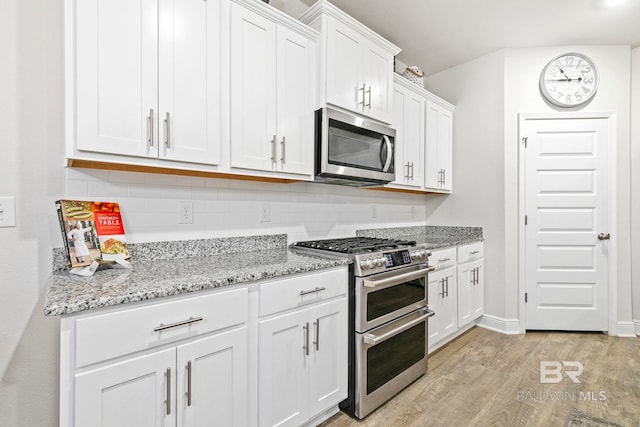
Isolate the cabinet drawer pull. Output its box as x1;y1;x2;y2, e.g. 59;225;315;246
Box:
470;250;480;255
153;316;203;332
299;287;326;297
438;257;451;262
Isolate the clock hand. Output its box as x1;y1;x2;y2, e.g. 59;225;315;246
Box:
546;77;583;83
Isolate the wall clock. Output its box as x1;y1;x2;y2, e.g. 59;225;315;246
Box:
539;52;599;108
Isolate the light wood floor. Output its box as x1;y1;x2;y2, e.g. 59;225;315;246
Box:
319;327;640;427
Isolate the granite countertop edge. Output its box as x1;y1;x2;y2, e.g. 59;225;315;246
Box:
45;244;349;317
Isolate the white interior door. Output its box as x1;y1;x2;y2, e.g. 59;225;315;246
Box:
523;117;610;331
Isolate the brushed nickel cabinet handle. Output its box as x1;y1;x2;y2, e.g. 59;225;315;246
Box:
299;287;326;297
313;318;320;351
303;322;310;356
166;367;171;415
147;109;154;147
366;85;372;109
271;135;276;162
280;136;286;164
470;250;480;255
153;316;203;332
598;233;611;240
358;83;366;107
164;112;171;148
186;360;192;406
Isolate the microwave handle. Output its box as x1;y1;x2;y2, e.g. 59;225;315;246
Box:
380;135;393;173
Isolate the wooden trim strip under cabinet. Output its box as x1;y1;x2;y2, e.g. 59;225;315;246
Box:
66;159;302;184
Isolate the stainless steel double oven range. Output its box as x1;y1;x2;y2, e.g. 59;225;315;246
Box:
292;237;434;419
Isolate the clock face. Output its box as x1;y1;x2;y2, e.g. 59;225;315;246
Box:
539;53;599;107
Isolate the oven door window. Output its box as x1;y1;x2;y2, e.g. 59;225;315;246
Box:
367;276;425;321
328;119;394;173
367;321;425;394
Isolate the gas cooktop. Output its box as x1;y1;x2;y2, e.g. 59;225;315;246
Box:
293;237;417;254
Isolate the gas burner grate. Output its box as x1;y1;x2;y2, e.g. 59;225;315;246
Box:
294;237;416;254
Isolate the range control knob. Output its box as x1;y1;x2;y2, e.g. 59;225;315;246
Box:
376;257;385;267
362;259;373;269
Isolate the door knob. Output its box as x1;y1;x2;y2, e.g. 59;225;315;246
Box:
597;233;611;241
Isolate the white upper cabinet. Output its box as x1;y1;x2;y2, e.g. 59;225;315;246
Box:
300;0;400;125
424;99;454;192
72;0;221;165
230;1;315;177
391;76;425;189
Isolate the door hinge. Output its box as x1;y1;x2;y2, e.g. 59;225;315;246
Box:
525;215;528;225
525;293;528;303
522;137;528;148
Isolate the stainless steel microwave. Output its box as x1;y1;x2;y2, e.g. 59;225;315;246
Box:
314;107;396;187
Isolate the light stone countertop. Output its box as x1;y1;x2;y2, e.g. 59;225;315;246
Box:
44;235;349;317
356;225;484;249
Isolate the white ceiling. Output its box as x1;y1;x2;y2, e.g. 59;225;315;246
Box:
278;0;640;76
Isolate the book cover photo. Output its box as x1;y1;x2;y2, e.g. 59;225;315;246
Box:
56;200;130;269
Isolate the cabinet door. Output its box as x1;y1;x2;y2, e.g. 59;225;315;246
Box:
392;85;424;188
230;2;277;172
425;101;453;191
177;327;248;427
457;263;474;326
360;41;394;124
158;0;220;165
75;0;158;158
275;26;315;176
308;298;348;417
469;260;484;320
427;269;445;348
258;310;308;427
325;19;362;113
440;268;458;337
75;348;175;427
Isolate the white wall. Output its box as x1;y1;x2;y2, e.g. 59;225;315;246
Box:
504;46;633;329
0;0;65;425
632;47;640;335
423;50;507;319
426;45;634;332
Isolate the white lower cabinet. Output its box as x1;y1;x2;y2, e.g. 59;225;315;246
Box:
258;269;348;427
427;266;458;351
61;267;348;427
428;242;484;353
62;287;249;427
75;328;247;427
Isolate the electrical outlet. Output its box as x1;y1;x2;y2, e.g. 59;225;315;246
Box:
179;201;194;224
371;205;377;219
260;203;270;222
411;206;416;219
0;196;16;227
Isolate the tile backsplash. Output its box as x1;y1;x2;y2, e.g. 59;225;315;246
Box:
59;167;427;245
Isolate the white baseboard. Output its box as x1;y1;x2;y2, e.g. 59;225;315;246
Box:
636;320;640;337
477;314;522;335
616;321;638;337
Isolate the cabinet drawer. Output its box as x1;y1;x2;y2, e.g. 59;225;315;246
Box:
458;242;484;263
259;268;347;317
430;248;457;270
75;287;248;368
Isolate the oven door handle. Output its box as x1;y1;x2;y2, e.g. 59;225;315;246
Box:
363;309;435;345
363;266;434;289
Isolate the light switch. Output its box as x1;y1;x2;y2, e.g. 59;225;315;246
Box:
0;197;16;227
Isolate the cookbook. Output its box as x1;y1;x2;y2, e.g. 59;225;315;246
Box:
55;200;130;269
